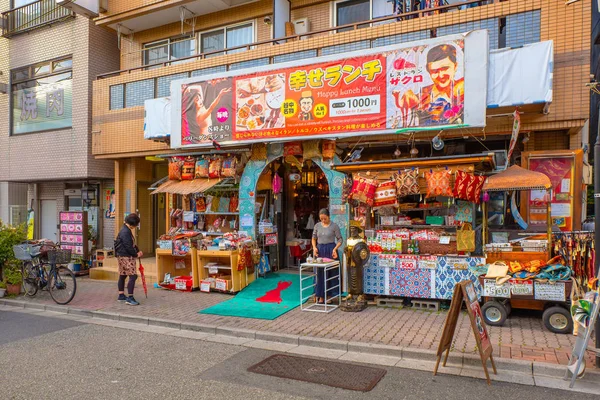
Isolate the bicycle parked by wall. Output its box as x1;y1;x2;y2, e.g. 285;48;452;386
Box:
13;242;77;305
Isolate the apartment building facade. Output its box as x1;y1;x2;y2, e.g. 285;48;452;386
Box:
91;0;593;254
0;0;119;246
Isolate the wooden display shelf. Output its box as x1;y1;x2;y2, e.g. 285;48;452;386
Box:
398;207;447;212
196;250;255;293
155;248;199;290
485;251;548;264
197;212;239;216
377;224;457;229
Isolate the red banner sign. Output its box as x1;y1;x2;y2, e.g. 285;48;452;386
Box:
173;31;489;148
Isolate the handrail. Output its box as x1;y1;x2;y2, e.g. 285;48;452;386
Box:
96;0;497;79
1;0;73;38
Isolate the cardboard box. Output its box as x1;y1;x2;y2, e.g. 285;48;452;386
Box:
215;275;232;291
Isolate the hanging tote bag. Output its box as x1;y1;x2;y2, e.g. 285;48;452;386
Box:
456;222;476;252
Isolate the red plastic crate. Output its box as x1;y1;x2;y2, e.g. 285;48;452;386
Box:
159;276;193;292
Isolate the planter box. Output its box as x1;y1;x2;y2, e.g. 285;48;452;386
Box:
6;283;21;295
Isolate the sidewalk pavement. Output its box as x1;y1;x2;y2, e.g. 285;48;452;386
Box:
5;275;596;369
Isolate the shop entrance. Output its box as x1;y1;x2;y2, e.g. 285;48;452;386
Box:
255;158;329;270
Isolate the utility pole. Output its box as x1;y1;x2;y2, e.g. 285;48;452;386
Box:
595;110;600;367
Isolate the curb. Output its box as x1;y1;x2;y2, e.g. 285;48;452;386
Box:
2;298;596;387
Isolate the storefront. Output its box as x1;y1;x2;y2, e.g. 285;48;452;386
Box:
138;28;588;321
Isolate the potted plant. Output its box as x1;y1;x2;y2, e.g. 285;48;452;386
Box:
87;225;97;252
4;261;22;295
0;281;6;298
71;255;84;272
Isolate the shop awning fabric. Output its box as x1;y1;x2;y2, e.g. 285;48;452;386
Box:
151;178;223;195
483;165;551;192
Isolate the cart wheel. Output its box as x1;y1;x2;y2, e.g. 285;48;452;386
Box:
481;301;508;326
502;301;512;316
542;306;573;334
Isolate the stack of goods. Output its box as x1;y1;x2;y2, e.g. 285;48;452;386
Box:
367;228;457;256
169;155;241;181
479;256;572;284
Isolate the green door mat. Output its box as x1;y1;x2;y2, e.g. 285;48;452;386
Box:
199;272;314;320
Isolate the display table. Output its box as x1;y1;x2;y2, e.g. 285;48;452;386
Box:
300;261;340;313
155;248;199;289
363;254;485;300
196;250;255;293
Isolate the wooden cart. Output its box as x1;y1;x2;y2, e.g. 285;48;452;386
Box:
478;277;573;334
480;166;572;334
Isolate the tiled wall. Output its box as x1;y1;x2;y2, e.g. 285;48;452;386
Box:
92;0;592;158
0;12;118;182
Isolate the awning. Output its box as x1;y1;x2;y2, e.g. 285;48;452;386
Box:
483;165;551;192
151;178;224;195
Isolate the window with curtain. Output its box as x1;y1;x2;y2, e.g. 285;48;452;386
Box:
335;0;394;31
336;0;370;31
200;22;254;56
143;36;195;66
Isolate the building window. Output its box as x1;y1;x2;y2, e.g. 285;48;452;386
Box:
143;36;196;67
200;22;254;57
334;0;393;31
11;57;72;135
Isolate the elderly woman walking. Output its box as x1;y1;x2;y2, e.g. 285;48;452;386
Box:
115;213;143;306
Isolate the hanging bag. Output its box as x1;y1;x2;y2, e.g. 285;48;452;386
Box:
456;222;475;252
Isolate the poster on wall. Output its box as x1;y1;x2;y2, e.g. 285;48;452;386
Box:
104;188;115;219
170;30;488;148
527;157;574;231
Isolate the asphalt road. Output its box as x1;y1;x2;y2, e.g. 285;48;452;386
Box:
0;310;596;400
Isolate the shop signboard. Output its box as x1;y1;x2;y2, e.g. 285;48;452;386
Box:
171;30;488;149
435;280;496;385
12;79;72;135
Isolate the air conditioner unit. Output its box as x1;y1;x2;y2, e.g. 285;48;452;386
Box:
292;18;310;38
56;0;99;18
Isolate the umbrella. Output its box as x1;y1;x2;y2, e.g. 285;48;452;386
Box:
138;258;148;298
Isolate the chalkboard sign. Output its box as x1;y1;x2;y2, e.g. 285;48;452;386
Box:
434;280;497;384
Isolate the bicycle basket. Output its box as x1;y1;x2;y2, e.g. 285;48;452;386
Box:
48;249;72;264
13;244;41;261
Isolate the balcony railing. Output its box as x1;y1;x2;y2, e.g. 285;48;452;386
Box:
97;0;498;79
1;0;74;38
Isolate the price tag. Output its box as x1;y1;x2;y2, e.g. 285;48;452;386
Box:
175;280;187;290
200;281;211;293
329;95;381;117
439;236;451;245
483;279;510;298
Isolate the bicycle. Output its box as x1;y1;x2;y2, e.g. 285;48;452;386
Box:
13;242;77;305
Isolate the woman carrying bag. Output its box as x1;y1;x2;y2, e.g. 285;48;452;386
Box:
115;213;143;306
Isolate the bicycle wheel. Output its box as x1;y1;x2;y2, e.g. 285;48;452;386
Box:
48;266;76;305
22;262;38;297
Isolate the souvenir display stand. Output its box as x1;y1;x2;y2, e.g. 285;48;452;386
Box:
156;248;198;290
196;249;255;293
151;156;259;292
478;166;579;333
334;153;498;301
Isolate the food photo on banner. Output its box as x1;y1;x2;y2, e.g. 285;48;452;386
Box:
181;77;233;145
169;30;487;149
